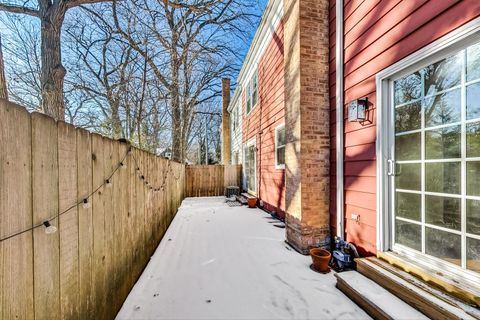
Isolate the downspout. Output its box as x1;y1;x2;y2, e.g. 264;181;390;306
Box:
335;0;345;239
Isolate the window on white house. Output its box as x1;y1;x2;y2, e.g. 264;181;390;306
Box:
244;141;256;193
275;124;285;169
234;105;239;132
246;71;258;115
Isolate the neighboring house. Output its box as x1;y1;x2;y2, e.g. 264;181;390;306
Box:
222;0;480;287
223;0;286;217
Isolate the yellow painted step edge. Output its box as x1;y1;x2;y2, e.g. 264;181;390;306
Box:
376;252;480;307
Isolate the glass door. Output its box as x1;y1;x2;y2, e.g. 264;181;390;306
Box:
391;41;480;274
244;141;256;194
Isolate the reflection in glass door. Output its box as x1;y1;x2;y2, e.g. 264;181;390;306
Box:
391;41;480;274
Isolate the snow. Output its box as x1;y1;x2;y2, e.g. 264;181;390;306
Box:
116;197;371;320
336;271;428;320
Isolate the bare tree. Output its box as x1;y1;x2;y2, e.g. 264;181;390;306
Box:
0;35;7;99
0;0;113;120
0;15;42;109
111;0;257;162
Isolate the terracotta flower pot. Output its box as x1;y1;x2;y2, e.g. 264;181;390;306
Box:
310;248;331;273
247;197;257;208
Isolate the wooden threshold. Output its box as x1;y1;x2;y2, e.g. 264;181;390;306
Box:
377;251;480;308
357;257;480;320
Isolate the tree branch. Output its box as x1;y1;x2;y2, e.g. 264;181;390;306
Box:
66;0;114;9
0;3;39;17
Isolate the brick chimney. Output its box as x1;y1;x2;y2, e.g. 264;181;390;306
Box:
283;0;330;254
221;78;231;164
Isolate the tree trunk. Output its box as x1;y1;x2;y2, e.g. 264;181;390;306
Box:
171;109;182;162
0;35;8;100
40;14;66;120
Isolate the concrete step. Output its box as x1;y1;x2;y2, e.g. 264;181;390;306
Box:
335;271;428;320
356;257;480;320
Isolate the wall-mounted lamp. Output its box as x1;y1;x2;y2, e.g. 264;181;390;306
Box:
348;98;368;122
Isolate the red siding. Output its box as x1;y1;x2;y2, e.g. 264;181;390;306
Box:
243;21;286;218
330;0;480;255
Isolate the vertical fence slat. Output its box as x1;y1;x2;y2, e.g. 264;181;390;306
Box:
91;134;106;317
77;128;94;319
127;147;136;289
104;138;116;317
117;143;130;305
0;102;34;319
32;112;60;320
58;121;80;320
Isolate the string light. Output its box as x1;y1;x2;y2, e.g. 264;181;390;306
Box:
43;221;57;234
0;146;185;243
82;199;91;209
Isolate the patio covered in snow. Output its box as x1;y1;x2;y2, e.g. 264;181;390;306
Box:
116;197;370;319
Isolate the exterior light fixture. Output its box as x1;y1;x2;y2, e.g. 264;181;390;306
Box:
348;97;368;122
43;221;57;234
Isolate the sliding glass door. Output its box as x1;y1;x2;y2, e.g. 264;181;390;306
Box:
391;41;480;274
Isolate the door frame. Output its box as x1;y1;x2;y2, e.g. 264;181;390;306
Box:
244;137;257;195
376;16;480;282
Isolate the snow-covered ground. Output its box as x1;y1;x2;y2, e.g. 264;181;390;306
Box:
116;197;371;320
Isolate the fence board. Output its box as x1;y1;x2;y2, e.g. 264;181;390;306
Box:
105;138;116;318
91;133;106;318
58;121;80;320
0;102;34;319
185;165;242;197
77;128;94;319
32;112;60;320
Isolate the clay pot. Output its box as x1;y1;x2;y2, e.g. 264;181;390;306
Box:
247;197;257;208
310;248;331;273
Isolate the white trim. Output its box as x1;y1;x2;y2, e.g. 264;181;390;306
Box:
227;0;283;113
376;16;480;276
335;0;345;239
274;123;286;169
244;137;257;195
393;244;480;284
245;69;259;116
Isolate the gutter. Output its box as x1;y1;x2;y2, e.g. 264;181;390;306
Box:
335;0;345;239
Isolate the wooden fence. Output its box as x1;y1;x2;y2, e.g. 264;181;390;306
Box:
0;100;185;319
185;165;242;197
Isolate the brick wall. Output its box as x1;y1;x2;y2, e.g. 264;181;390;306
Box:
284;0;331;254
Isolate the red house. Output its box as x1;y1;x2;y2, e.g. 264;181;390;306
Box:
222;0;480;302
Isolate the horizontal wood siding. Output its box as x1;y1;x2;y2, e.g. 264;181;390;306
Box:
243;21;286;217
333;0;480;255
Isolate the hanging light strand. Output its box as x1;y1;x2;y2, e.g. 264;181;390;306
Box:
0;147;131;242
0;146;183;243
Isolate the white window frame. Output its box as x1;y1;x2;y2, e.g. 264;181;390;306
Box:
245;70;259;116
275;123;286;169
376;17;480;283
243;138;257;195
231;105;238;133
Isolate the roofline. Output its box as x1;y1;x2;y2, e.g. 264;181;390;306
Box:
228;0;283;112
